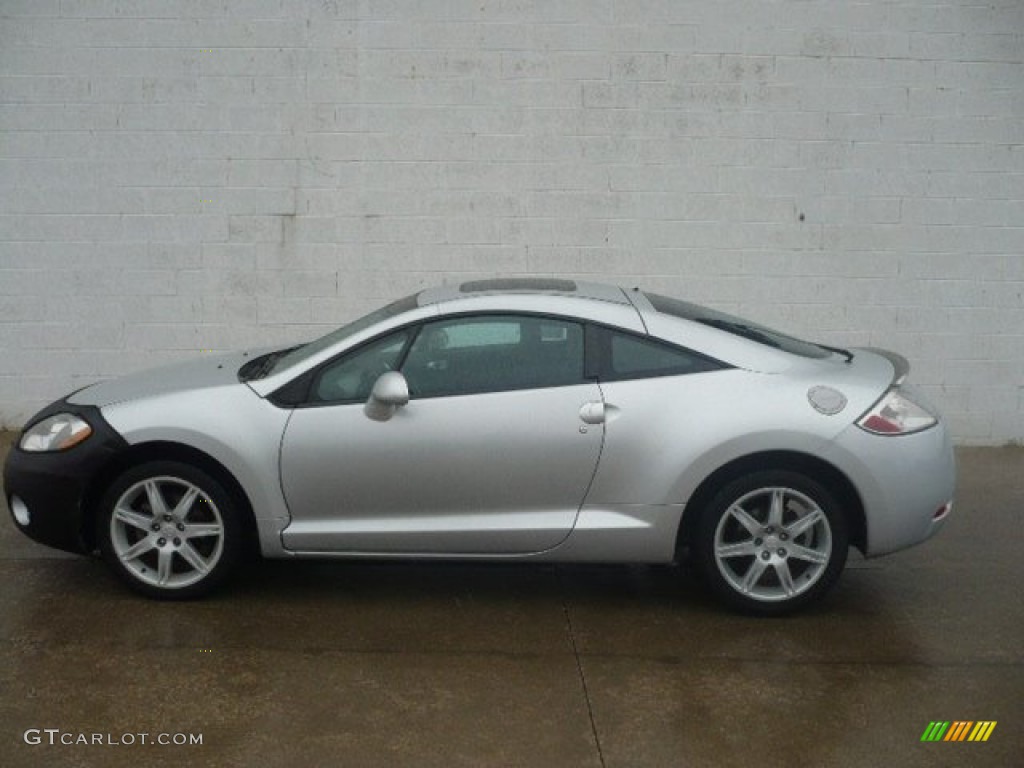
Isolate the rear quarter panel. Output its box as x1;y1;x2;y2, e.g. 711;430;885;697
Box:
588;360;890;508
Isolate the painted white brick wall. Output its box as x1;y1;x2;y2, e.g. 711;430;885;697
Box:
1;0;1022;443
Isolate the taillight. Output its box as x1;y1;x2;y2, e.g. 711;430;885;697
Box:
857;387;937;436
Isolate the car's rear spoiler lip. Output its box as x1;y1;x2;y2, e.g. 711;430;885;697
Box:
860;347;910;386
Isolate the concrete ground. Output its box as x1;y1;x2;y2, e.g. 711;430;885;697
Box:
1;432;1021;767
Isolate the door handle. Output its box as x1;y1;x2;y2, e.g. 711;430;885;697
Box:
579;401;605;425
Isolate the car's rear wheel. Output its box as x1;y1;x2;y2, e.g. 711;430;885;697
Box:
695;470;848;615
97;461;241;599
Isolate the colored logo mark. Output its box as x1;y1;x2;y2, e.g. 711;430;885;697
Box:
921;721;997;742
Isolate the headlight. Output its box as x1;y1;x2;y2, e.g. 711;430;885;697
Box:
19;413;94;452
857;387;937;435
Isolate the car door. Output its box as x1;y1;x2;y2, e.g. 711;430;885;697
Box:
278;313;605;554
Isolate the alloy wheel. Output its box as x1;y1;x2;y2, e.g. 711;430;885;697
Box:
109;475;225;590
713;486;833;603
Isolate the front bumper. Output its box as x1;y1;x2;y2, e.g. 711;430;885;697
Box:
4;400;127;554
823;419;956;557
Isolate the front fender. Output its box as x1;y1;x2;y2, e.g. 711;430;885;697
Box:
100;386;293;557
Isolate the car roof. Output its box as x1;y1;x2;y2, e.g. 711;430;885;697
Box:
245;277;845;399
416;278;632;307
414;278;811;375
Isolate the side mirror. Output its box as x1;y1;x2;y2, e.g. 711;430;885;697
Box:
364;371;409;422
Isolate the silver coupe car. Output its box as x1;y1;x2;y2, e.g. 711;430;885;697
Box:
4;278;955;614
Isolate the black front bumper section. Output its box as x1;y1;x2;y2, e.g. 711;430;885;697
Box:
3;398;128;554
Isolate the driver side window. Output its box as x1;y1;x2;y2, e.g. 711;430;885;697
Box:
312;330;410;403
401;315;584;398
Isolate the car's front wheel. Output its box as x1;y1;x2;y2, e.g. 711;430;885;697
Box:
695;470;848;615
97;461;241;599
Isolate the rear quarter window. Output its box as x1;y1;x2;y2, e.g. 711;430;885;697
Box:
591;326;725;382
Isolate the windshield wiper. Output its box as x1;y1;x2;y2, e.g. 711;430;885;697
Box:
697;319;783;350
818;344;854;363
238;346;301;382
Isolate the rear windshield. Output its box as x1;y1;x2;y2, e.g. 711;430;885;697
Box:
644;292;832;359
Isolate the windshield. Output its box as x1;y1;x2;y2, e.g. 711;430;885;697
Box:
252;292;421;380
644;292;834;360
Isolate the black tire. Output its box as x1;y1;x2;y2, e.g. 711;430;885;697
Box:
97;460;242;599
694;470;848;616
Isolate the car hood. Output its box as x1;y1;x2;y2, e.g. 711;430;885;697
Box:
68;351;257;408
